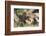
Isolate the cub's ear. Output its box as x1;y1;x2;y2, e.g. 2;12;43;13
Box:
32;9;39;13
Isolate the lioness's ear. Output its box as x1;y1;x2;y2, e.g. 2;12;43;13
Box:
32;9;39;13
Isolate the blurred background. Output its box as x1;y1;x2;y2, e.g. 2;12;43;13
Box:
14;8;39;27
